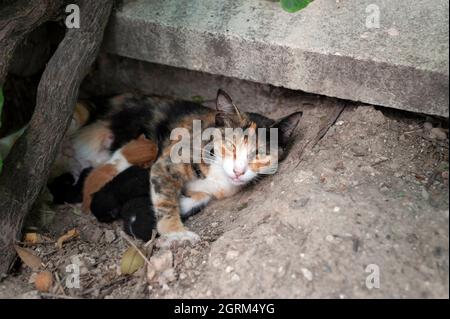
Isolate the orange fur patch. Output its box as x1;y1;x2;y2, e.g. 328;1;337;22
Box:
185;191;209;201
157;215;185;234
121;135;158;168
216;190;226;199
199;163;210;176
154;198;178;210
249;156;272;171
74;102;90;128
82;164;117;213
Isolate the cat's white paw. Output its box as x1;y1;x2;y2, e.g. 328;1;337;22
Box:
157;230;200;248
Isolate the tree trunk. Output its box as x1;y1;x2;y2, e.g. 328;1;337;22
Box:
0;0;113;276
0;0;65;86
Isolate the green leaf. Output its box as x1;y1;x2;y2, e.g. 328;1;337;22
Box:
281;0;313;13
121;246;145;275
191;95;204;104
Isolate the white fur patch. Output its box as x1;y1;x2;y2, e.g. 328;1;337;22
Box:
185;163;241;198
180;195;211;216
107;149;131;173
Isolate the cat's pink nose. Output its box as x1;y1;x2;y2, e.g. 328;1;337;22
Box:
233;168;245;178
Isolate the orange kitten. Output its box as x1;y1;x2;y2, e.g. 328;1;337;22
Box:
82;135;158;213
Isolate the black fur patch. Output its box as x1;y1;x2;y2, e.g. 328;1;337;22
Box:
121;197;156;241
90;166;156;241
192;163;204;178
108;97;154;151
48;168;92;204
91;166;149;221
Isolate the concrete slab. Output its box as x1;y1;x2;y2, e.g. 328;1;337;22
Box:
104;0;449;117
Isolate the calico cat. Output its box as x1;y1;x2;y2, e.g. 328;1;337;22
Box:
148;90;302;245
89;90;302;246
55;90;302;246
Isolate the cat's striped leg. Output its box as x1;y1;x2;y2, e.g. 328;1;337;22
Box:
150;157;200;246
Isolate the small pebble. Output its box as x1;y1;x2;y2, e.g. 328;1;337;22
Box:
430;127;447;140
380;186;390;193
103;230;116;243
423;122;433;130
289;197;310;209
225;266;234;273
150;250;173;272
161;268;177;283
300;268;313;281
421;189;430;200
161;284;170;291
225;250;239;260
351;145;368;157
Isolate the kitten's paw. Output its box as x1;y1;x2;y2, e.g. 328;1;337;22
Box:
157;230;200;248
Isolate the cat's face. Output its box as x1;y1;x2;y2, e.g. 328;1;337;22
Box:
213;90;302;186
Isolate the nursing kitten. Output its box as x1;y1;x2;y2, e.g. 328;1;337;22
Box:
82;134;158;212
51;96;154;181
90;166;156;241
48;167;92;204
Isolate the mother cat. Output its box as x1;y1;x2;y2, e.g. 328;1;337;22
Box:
73;90;302;246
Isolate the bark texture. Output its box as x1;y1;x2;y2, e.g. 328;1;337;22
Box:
0;0;113;276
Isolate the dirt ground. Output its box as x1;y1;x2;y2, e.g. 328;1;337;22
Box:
0;94;448;299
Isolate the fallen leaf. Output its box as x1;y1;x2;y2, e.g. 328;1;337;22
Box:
121;246;145;275
14;245;42;271
23;233;40;244
34;271;53;292
56;229;79;249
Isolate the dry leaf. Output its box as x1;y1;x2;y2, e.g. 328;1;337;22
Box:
56;229;79;249
121;246;145;275
23;233;40;244
14;245;42;271
34;271;53;292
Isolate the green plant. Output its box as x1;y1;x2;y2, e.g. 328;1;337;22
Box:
281;0;313;13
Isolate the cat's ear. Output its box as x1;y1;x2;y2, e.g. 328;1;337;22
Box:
216;89;242;126
273;111;303;146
